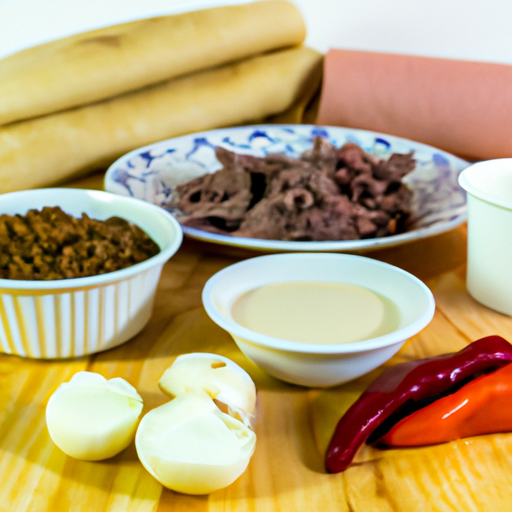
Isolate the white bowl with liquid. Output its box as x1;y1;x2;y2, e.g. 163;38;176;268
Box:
202;253;435;387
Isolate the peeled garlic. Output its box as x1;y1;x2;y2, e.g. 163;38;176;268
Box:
46;371;143;461
135;391;256;495
159;353;256;424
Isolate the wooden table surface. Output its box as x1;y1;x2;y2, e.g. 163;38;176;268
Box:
2;173;512;512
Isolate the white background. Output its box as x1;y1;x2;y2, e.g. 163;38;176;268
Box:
0;0;510;63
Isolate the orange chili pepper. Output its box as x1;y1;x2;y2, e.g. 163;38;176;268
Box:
379;361;512;447
325;335;512;472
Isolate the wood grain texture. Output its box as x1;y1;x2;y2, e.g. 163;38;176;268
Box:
1;178;512;511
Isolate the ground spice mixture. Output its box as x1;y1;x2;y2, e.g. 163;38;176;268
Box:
0;206;160;280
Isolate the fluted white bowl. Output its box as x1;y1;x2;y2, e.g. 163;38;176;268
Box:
0;188;182;359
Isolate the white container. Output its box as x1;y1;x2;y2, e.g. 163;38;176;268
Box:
202;253;435;387
0;188;183;358
459;159;512;315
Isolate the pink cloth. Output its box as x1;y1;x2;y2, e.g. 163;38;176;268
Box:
316;49;512;160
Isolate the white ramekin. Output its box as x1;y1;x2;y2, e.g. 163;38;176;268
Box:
459;159;512;315
0;188;182;358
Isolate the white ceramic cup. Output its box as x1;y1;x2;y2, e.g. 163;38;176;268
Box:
459;159;512;315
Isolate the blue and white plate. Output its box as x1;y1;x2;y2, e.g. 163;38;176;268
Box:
104;124;469;252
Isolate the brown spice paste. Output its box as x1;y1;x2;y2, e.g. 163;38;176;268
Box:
0;206;160;280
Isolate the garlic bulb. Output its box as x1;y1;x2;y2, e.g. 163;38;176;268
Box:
47;354;258;494
135;391;256;495
46;371;143;461
159;353;256;425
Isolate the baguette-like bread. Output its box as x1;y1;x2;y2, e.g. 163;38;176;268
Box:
0;1;306;126
0;46;322;192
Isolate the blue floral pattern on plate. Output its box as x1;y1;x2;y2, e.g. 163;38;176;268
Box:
104;124;469;252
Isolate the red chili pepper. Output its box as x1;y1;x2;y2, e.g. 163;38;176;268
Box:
378;361;512;446
325;335;512;473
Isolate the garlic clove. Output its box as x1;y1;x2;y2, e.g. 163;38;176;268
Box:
135;391;256;495
46;371;143;461
158;353;256;424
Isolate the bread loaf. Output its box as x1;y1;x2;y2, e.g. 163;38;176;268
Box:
0;1;306;125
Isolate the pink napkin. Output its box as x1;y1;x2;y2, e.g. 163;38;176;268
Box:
316;49;512;161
